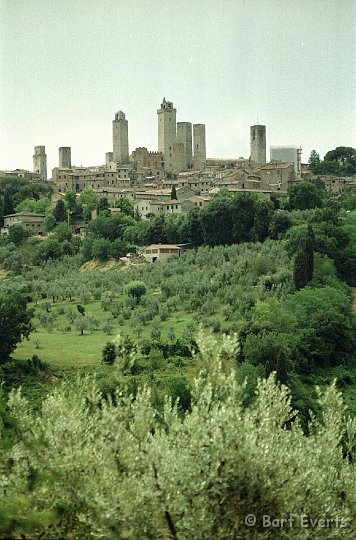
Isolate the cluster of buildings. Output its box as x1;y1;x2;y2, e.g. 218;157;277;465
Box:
1;97;355;236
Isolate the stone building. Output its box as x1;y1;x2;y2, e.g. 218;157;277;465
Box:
157;98;177;172
130;147;164;182
163;171;213;194
176;122;193;170
113;111;129;164
134;198;194;219
259;162;295;191
59;147;71;169
172;142;185;174
33;146;47;181
270;146;302;178
93;187;136;201
143;243;191;263
193;124;206;170
250;125;266;165
0;169;41;182
2;212;46;236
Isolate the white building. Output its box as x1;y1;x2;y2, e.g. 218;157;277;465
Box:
270;146;302;178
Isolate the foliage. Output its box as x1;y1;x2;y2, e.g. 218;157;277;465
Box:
308;147;356;176
171;185;177;200
125;281;147;302
288;181;324;210
53;199;66;223
79;188;97;221
286;285;355;368
0;292;34;362
15;197;51;214
0;337;355;539
114;197;134;217
7;224;32;246
293;224;314;290
102;342;116;364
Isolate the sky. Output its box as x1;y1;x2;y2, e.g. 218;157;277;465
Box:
1;0;355;175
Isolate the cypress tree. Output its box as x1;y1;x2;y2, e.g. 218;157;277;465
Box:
305;224;315;282
293;248;309;290
171;185;177;200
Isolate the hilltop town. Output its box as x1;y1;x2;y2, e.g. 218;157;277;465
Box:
2;97;355;237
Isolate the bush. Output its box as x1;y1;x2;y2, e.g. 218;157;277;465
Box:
102;342;116;364
125;281;147;303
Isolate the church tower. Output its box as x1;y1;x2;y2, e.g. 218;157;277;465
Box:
157;98;176;172
113;111;129;164
33;146;47;181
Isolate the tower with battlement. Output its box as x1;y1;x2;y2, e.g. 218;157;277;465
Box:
33;146;47;181
59;147;71;168
157;98;177;172
193;124;206;170
113;111;129;164
250;125;266;165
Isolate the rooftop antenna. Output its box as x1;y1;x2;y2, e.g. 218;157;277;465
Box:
257;117;259;125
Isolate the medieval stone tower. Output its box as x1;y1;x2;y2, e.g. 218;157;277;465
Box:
193;124;206;170
176;122;193;170
59;147;71;168
33;146;47;181
250;125;266;165
157;98;177;172
113;111;129;164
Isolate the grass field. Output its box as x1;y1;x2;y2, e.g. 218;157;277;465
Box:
14;297;195;369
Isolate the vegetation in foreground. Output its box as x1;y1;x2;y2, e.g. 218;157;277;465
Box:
1;335;356;539
0;173;356;537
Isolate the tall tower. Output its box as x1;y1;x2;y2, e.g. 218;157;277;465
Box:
177;122;193;170
157;98;177;172
193;124;206;170
250;125;266;165
59;147;71;168
113;111;129;164
33;146;47;181
105;152;114;168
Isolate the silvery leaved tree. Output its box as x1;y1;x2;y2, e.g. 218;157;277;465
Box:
1;332;355;539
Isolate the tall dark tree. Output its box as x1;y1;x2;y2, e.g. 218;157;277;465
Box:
171;186;177;200
3;192;14;217
97;197;109;213
308;150;321;174
293;248;309;291
187;208;204;247
305;224;315;282
54;199;66;222
293;224;315;290
0;292;34;362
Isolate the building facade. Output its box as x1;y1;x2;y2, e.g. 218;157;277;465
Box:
2;212;46;236
270;146;302;178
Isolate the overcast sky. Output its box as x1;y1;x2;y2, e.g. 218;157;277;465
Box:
1;0;355;175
